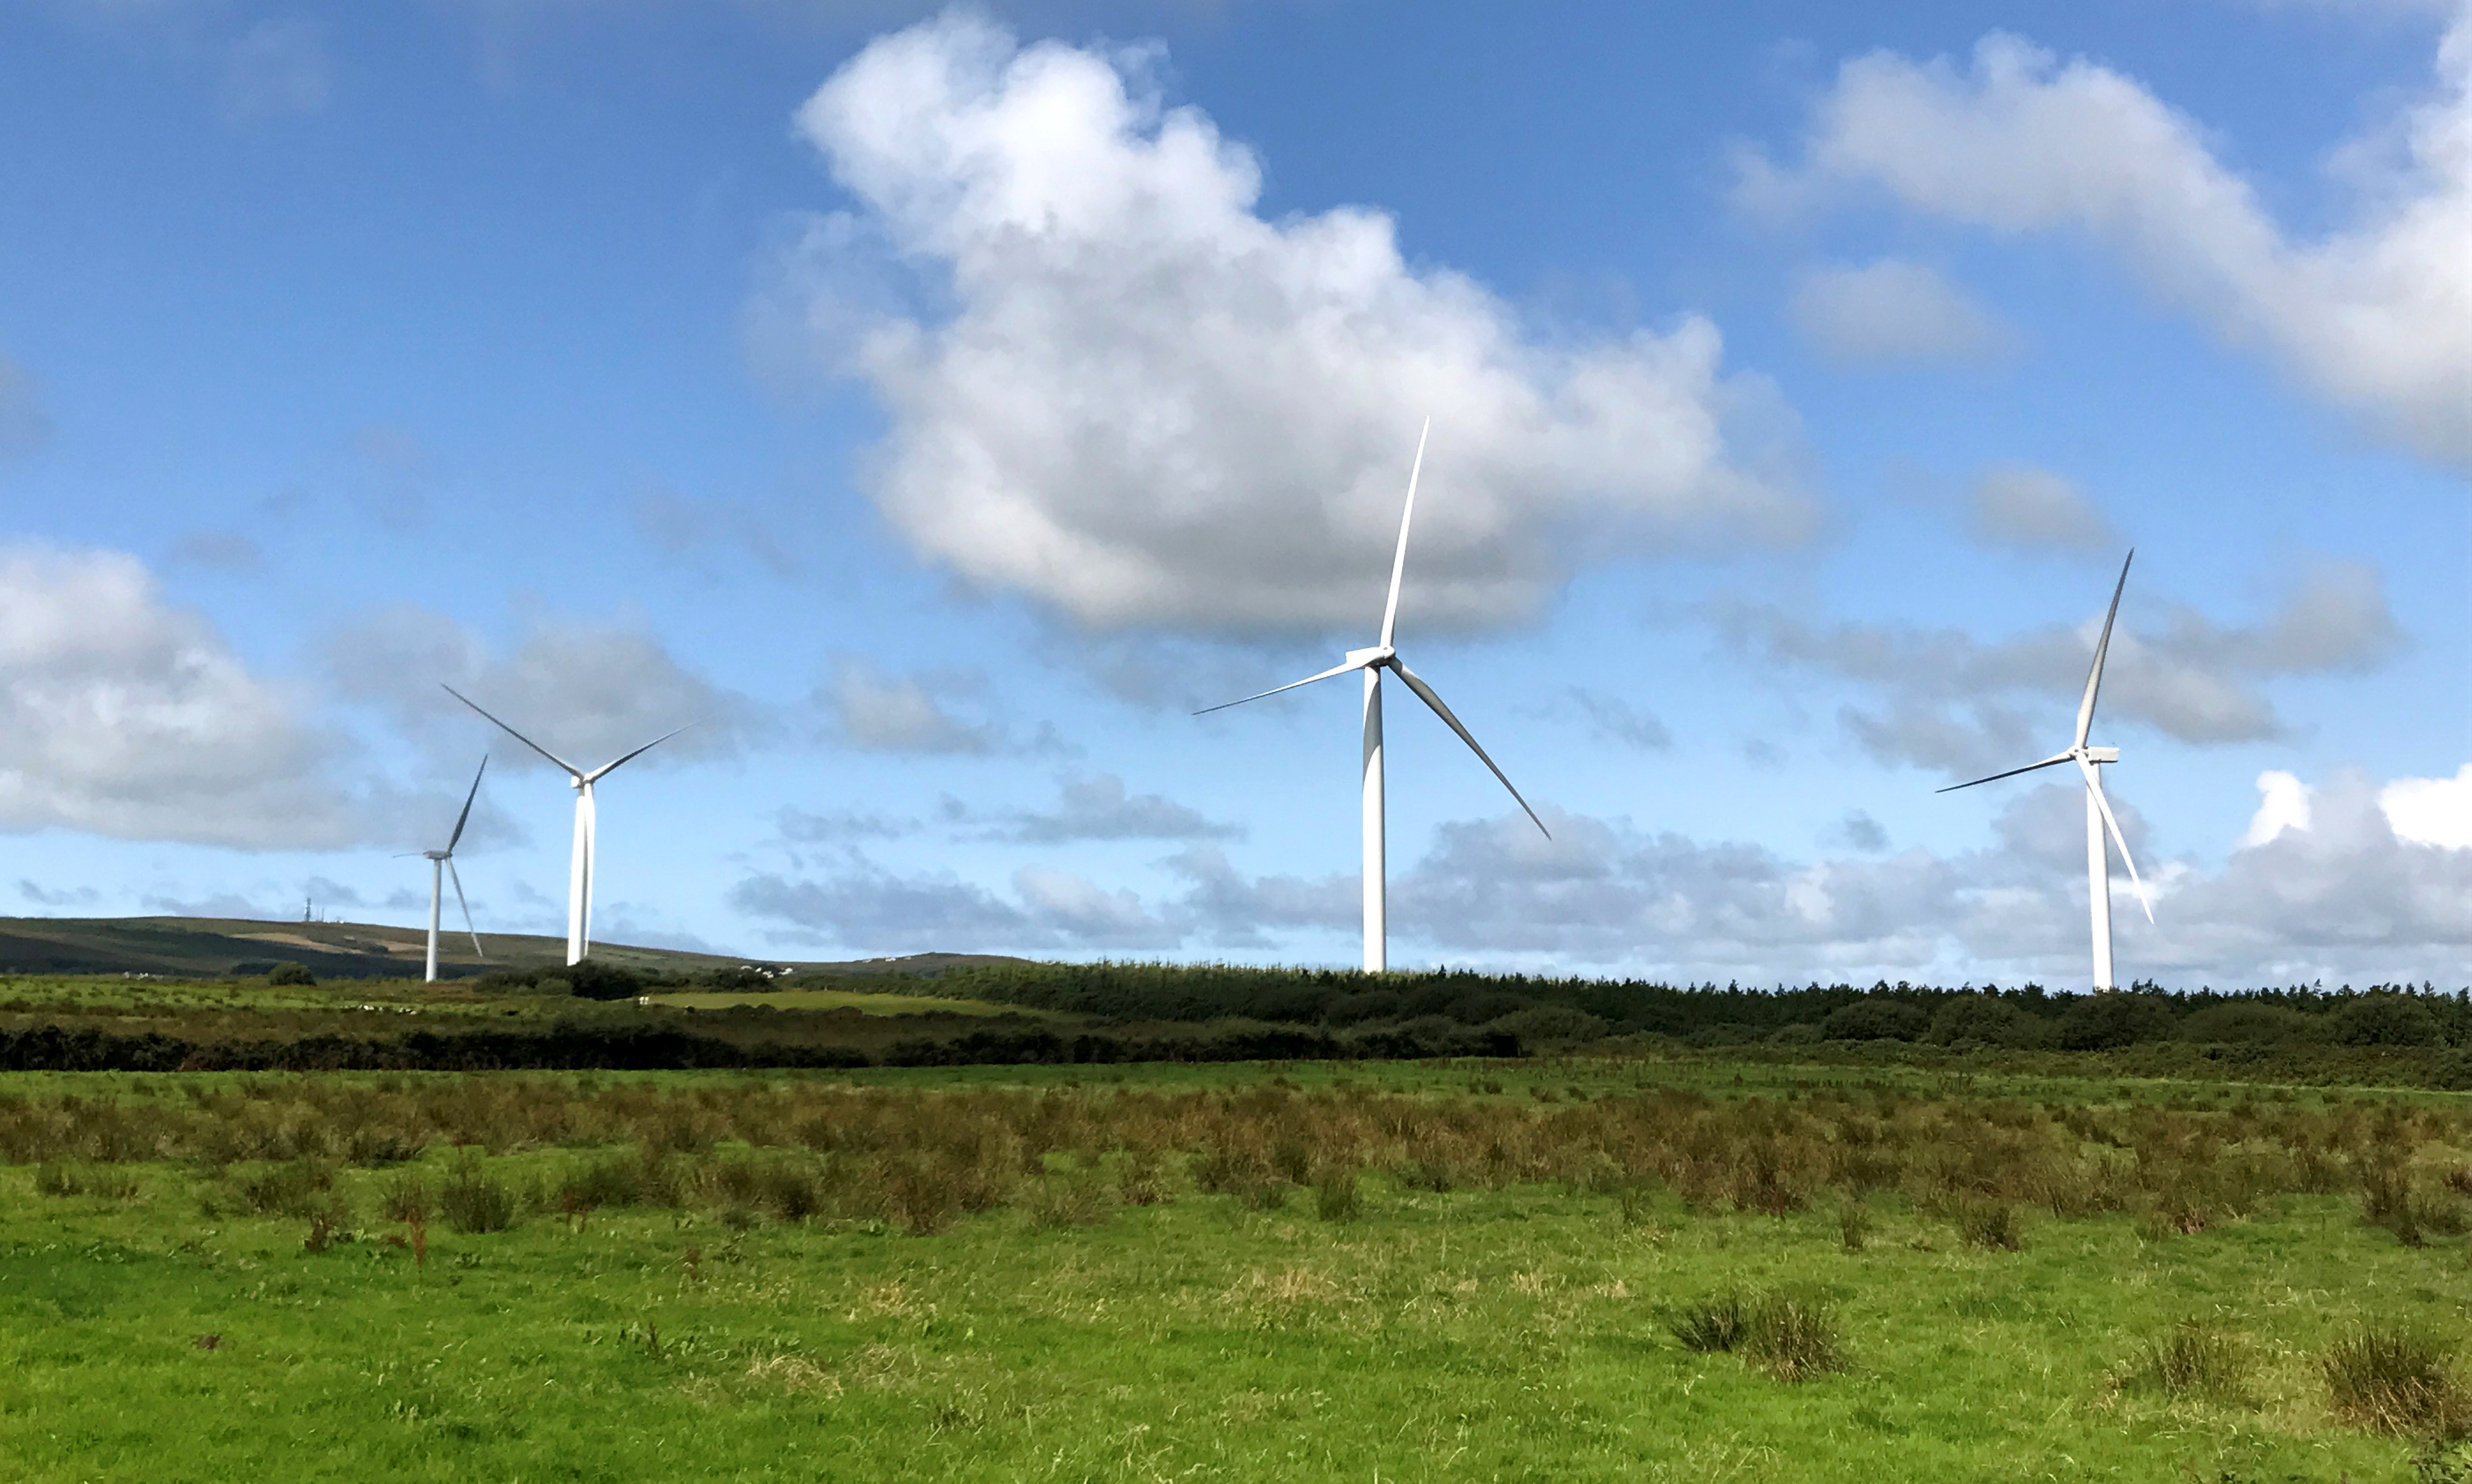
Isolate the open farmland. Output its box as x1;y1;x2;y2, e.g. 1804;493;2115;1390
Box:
8;1060;2472;1481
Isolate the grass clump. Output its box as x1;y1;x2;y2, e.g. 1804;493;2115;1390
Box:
1838;1201;1871;1252
1744;1295;1848;1382
2119;1321;2256;1406
2323;1323;2471;1437
1664;1288;1847;1382
439;1155;517;1234
1665;1289;1751;1353
236;1160;333;1219
1313;1167;1361;1222
1953;1199;2024;1251
1025;1174;1111;1230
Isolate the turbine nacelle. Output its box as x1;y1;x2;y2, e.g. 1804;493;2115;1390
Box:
2083;746;2120;765
1344;645;1396;669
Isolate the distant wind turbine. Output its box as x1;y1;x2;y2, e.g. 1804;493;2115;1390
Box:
409;755;489;984
442;686;688;966
1196;419;1547;973
1937;551;2153;991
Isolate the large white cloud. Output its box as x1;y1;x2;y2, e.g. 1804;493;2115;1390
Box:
1744;14;2472;468
0;544;365;847
777;10;1812;634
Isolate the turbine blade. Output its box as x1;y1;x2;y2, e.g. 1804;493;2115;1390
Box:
1193;658;1365;716
584;723;694;783
2078;757;2155;924
1378;418;1431;651
441;685;584;778
2075;550;2133;748
1935;751;2076;793
445;754;488;853
447;859;484;959
1389;658;1550;838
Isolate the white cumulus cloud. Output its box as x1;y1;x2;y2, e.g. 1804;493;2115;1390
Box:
2383;762;2472;847
776;10;1812;635
0;544;363;847
1746;16;2472;469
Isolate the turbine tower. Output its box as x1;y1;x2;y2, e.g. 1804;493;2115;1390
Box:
1197;420;1547;973
442;686;687;966
412;755;489;984
1939;551;2153;990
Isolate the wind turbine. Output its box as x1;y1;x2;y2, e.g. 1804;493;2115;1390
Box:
442;686;688;966
411;756;489;984
1938;551;2153;991
1196;419;1547;973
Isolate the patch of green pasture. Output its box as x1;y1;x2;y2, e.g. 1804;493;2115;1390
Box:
0;1149;2447;1483
645;988;1056;1018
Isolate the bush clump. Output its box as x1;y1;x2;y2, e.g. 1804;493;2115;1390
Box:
1820;998;1928;1042
1953;1199;2024;1251
265;963;316;987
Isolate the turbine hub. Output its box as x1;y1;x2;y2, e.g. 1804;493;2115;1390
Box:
1344;645;1394;667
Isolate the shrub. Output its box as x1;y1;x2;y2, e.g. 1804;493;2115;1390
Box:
237;1160;333;1218
2121;1322;2255;1405
2334;994;2443;1048
1769;1022;1821;1046
2056;992;2176;1051
380;1173;431;1225
302;1199;354;1253
34;1162;79;1197
439;1156;516;1234
564;961;646;1001
1819;999;1928;1042
882;1158;962;1236
265;962;316;987
1485;1005;1608;1047
1954;1200;2024;1251
1839;1201;1871;1252
2178;1002;2320;1045
1926;995;2048;1049
1314;1167;1361;1222
2324;1324;2471;1436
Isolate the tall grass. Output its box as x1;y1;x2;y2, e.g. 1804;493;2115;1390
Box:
2324;1324;2471;1437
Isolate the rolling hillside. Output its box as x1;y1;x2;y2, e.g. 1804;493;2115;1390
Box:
0;916;1018;982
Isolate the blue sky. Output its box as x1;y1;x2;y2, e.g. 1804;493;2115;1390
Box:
0;0;2464;986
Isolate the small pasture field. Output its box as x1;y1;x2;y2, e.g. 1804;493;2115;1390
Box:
6;1059;2472;1481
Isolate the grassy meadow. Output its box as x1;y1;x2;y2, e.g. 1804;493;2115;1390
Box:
7;1059;2472;1480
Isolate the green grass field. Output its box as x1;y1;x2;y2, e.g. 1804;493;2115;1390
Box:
644;987;1049;1018
5;1060;2469;1481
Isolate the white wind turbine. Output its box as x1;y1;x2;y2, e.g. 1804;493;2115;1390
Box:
1196;419;1547;973
1938;551;2153;990
410;755;489;984
442;685;688;966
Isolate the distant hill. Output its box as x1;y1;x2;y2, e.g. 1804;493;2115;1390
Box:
0;916;1024;983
